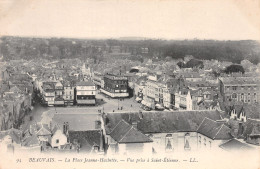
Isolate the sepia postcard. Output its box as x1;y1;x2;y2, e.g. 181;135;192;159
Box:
0;0;260;169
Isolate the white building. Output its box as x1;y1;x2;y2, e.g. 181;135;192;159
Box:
175;89;192;110
76;81;96;105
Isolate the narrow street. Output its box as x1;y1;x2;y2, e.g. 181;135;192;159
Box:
20;103;50;131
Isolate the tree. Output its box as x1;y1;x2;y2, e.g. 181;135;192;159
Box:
177;61;185;69
185;59;204;69
224;64;245;74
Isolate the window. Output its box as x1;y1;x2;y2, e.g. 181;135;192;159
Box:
232;86;237;90
184;133;191;150
165;134;173;151
56;139;59;144
209;141;211;148
232;93;237;99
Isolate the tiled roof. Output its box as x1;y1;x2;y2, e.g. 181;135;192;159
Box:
68;130;102;153
76;81;95;86
36;124;52;136
110;120;152;143
197;117;233;140
219;139;253;151
104;110;222;134
22;134;40;147
243;119;260;137
223;103;260;119
220;77;260;85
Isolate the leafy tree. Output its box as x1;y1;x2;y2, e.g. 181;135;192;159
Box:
185;59;204;68
224;64;245;74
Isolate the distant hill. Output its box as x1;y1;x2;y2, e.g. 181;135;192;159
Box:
0;36;260;64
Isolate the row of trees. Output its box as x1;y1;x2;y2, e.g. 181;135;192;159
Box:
1;36;260;64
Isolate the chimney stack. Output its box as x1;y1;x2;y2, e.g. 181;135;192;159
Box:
99;130;104;152
63;122;66;134
66;122;69;133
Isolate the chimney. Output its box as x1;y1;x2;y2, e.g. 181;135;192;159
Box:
132;121;138;129
66;122;69;133
63;122;66;134
99;130;104;152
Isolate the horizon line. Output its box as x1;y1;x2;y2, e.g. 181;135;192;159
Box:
0;35;259;41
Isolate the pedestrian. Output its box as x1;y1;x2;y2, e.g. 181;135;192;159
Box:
131;104;132;107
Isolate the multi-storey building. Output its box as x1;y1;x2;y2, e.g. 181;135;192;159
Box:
219;77;260;104
63;81;75;106
142;75;159;109
92;72;104;89
42;82;56;106
54;81;64;106
174;89;192;110
76;81;96;105
143;75;185;110
102;110;226;154
101;74;128;98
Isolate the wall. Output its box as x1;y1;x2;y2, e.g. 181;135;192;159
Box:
117;142;153;155
51;129;67;149
147;132;198;153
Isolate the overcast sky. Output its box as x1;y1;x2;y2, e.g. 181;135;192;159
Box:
0;0;259;40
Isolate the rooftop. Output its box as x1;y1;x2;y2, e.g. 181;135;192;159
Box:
110;120;152;143
219;139;253;151
197;117;233;140
104;110;222;134
76;81;95;86
68;130;103;153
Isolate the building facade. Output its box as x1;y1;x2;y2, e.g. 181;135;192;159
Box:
63;81;75;106
219;77;260;104
101;74;129;98
76;81;96;105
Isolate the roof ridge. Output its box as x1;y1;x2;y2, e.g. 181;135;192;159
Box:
197;116;217;130
213;124;224;140
118;125;132;143
130;125;153;142
110;119;127;134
